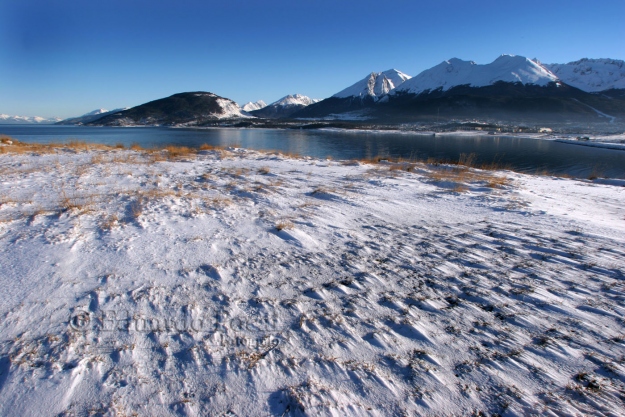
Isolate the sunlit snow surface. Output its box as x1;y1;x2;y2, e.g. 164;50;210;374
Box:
0;146;624;416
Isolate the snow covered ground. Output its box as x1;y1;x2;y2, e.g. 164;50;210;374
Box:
0;142;624;416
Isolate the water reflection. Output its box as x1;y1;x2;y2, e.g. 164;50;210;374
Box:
1;125;623;179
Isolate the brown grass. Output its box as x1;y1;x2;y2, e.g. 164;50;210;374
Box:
100;214;120;230
486;176;510;188
90;153;108;164
452;183;469;193
0;137;111;155
202;196;232;209
258;166;271;175
275;220;295;231
199;143;219;151
141;188;177;200
163;145;197;159
130;196;143;219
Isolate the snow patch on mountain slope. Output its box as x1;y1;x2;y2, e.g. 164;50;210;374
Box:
543;58;625;92
333;69;412;100
393;55;559;95
241;101;267;112
82;109;109;116
215;99;254;119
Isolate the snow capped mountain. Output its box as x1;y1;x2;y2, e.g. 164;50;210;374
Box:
0;114;61;124
333;69;411;100
393;55;559;96
249;94;320;118
270;94;320;107
241;101;267;112
543;58;625;92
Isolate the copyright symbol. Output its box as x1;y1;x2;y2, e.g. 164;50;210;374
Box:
69;311;91;332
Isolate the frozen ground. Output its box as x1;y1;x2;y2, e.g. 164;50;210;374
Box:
0;143;624;416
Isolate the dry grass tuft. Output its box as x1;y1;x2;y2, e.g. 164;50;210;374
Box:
130;196;143;219
199;143;217;151
258;166;271;175
311;186;335;195
90;153;109;164
101;214;120;230
163;145;197;159
486;176;510;188
278;150;302;159
202;196;232;209
452;183;469;193
275;220;295;231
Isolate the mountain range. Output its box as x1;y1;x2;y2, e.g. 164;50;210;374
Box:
0;114;61;124
293;55;625;124
14;54;623;127
249;94;321;119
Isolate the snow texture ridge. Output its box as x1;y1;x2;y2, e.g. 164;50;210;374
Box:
333;69;412;100
393;54;559;95
543;58;625;92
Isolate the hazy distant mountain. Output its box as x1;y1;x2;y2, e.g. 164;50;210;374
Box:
543;58;625;93
241;100;267;112
57;108;128;125
0;114;61;124
249;94;320;118
90;92;251;126
292;69;411;119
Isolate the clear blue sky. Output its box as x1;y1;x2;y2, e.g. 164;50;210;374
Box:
1;0;623;118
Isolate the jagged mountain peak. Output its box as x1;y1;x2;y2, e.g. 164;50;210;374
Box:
333;69;411;100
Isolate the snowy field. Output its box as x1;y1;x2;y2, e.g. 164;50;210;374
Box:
0;141;624;416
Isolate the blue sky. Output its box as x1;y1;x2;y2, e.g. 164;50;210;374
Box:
1;0;623;118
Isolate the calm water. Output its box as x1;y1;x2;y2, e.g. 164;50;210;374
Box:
1;125;624;178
